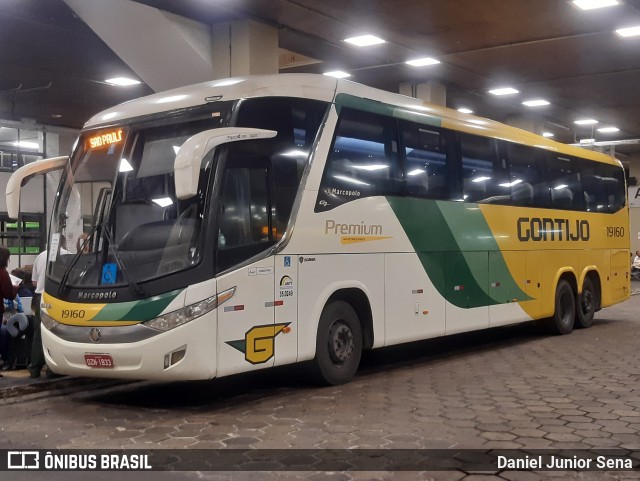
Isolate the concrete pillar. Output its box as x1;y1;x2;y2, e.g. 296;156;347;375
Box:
212;20;279;78
399;81;446;106
63;0;215;92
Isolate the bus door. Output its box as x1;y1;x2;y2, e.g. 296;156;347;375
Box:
214;160;278;377
274;254;297;366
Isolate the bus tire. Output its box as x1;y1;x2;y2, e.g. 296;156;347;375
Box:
311;300;362;386
544;279;575;335
575;277;597;329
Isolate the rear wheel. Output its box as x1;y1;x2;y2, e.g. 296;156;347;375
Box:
575;277;597;329
310;300;362;386
543;279;575;335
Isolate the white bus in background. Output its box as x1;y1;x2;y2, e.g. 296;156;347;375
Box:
7;74;629;385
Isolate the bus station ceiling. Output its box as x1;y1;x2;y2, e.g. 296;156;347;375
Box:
2;0;640;154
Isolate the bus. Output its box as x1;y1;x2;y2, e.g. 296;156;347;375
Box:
7;74;629;385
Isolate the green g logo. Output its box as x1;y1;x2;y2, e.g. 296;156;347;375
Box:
227;323;290;364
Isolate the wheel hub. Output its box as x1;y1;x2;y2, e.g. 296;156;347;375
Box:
328;321;354;364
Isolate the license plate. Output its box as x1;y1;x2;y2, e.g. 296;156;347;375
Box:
84;354;114;368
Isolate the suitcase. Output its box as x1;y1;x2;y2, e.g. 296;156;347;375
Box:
6;316;34;369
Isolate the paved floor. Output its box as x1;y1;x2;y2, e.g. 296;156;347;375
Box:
2;291;640;481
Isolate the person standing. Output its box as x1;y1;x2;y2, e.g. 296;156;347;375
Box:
0;247;18;376
29;247;47;378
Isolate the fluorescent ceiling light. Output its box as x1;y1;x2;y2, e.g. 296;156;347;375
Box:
542;132;554;138
573;0;619;10
499;179;523;188
472;176;491;183
119;158;134;173
488;87;519;96
344;35;386;47
597;126;620;133
408;169;426;176
12;141;39;149
211;79;244;87
323;71;351;79
352;164;389;171
574;119;598;125
406;57;440;67
580;138;596;144
522;99;550;107
554;184;569;190
333;175;369;186
616;25;640;37
152;197;174;207
105;77;141;86
281;150;308;158
458;108;474;114
173;145;181;155
156;94;188;104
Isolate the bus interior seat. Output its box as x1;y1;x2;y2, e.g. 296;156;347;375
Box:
115;203;165;243
511;182;534;205
551;187;573;209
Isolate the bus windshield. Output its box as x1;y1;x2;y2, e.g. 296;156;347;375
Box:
48;106;232;291
47;97;328;292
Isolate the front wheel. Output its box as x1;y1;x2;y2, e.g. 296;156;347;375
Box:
575;277;598;329
543;279;576;335
310;300;362;386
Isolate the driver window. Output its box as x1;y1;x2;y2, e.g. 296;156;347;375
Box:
217;164;273;273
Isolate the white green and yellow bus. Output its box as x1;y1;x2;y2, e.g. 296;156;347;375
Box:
7;74;629;384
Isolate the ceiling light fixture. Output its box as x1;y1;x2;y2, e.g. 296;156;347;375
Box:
323;71;351;79
152;197;174;207
597;126;620;133
105;77;141;86
542;132;555;138
458;108;474;114
579;138;596;144
522;99;550;107
488;87;519;96
405;57;440;67
344;35;386;47
572;0;619;10
574;119;598;125
616;25;640;37
12;141;39;149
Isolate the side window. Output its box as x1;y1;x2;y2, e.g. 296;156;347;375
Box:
582;162;626;213
546;154;583;211
217;164;273;273
402;122;449;199
317;108;399;211
460;133;506;203
503;142;550;207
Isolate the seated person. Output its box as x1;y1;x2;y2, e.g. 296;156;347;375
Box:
632;251;640;279
0;294;28;370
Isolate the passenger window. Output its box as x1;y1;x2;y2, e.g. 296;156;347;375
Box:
546;154;583;211
460;134;506;203
503;142;550;207
317;108;400;211
582;162;626;213
217;164;273;272
402;122;449;199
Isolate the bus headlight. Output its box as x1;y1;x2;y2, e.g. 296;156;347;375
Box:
143;286;235;332
41;310;59;331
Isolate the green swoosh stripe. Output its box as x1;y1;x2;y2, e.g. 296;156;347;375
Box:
388;197;530;308
92;289;183;322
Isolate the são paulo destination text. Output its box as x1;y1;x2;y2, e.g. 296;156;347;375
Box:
498;455;632;470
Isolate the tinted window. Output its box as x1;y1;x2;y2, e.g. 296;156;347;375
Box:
546;154;583;211
460;133;506;203
582;161;626;213
217;163;273;272
503;142;550;207
317;108;399;211
402;122;449;199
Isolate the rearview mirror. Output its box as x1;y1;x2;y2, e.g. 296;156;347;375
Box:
174;127;277;199
5;156;68;219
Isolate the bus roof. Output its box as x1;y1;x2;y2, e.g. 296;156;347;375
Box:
85;73;618;167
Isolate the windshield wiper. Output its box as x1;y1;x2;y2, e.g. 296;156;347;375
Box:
57;222;101;296
101;226;146;298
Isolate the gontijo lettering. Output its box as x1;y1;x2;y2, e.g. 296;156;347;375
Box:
517;217;590;242
88;129;123;149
